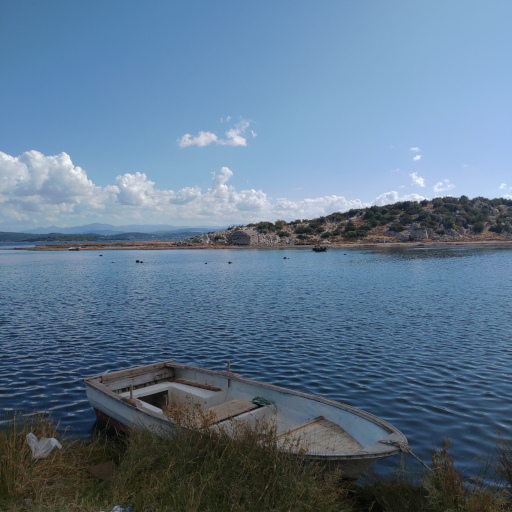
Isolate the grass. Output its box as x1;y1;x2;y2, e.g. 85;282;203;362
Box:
2;411;512;512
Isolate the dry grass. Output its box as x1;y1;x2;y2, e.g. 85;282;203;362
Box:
425;439;508;512
3;410;512;512
0;410;351;512
355;439;511;512
0;412;122;511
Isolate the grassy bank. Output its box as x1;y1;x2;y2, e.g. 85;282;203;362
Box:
1;413;512;512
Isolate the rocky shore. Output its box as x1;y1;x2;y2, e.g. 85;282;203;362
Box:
20;236;512;252
16;196;512;251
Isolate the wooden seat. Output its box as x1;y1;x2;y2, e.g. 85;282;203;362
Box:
205;400;258;424
277;416;363;454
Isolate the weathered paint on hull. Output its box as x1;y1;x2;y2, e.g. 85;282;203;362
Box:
84;361;407;479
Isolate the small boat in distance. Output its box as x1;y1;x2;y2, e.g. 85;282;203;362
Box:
68;247;80;251
312;244;327;252
84;361;408;478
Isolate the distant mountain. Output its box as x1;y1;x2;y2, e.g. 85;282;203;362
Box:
0;228;222;243
22;223;225;235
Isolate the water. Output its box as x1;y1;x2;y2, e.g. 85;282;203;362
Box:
1;245;511;475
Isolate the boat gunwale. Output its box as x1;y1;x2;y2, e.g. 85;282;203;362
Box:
83;360;406;460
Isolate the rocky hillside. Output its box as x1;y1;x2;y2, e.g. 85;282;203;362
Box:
178;196;512;247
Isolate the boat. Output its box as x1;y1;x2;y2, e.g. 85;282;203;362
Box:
84;361;408;478
312;244;327;252
68;247;80;251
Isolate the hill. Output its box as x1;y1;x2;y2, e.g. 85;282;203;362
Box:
0;229;213;243
20;223;223;235
178;196;512;247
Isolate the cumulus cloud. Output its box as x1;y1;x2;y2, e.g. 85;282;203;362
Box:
218;119;250;147
178;131;218;148
0;150;431;231
413;155;422;161
499;183;508;190
178;118;252;148
433;179;455;194
0;150;117;213
170;186;202;205
115;172;175;206
410;172;425;187
273;196;366;220
410;147;421;152
372;191;426;206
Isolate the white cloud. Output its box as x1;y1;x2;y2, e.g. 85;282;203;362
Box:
372;191;426;206
170;186;201;205
413;155;422;161
503;194;512;200
0;150;430;231
499;183;508;190
218;119;250;147
178;118;252;148
115;172;174;206
220;129;247;147
410;147;421;152
274;196;367;219
410;172;425;187
178;131;218;148
0;150;116;214
433;179;455;195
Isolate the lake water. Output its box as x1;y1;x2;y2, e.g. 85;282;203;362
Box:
1;244;511;476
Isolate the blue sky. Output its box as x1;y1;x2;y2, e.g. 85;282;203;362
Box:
1;1;511;230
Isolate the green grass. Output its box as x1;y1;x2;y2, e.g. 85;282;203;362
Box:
2;412;512;512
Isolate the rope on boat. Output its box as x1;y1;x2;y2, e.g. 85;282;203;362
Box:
379;439;432;471
252;397;277;413
248;397;431;471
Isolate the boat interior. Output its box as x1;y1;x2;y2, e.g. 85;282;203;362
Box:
93;362;385;456
101;364;275;434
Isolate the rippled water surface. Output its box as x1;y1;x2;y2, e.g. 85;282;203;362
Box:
1;245;512;474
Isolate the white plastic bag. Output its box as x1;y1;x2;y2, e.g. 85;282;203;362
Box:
26;432;62;458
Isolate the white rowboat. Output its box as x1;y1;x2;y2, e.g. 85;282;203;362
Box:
84;360;408;478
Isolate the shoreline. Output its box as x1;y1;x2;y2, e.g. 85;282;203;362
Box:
15;239;512;251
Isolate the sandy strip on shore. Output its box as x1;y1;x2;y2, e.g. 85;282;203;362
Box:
15;239;512;251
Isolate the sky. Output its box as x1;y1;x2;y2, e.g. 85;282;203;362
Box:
1;1;511;231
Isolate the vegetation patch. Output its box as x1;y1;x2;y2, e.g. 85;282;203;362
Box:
220;196;512;247
3;413;512;511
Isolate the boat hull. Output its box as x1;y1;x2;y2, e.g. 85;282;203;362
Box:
84;361;407;478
